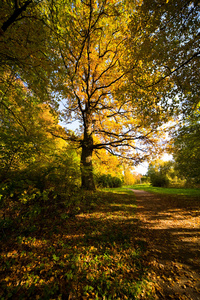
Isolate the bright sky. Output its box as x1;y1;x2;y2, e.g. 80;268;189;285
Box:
134;162;149;175
135;153;173;175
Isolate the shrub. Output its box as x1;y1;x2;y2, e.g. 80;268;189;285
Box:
150;174;169;187
96;174;122;188
111;176;123;188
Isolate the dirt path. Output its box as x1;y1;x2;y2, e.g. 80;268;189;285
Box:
132;189;200;300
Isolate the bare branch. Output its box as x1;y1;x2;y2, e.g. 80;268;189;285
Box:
93;132;153;149
91;72;125;96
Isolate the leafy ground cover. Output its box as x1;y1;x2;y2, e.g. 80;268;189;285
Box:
0;189;154;300
126;184;200;197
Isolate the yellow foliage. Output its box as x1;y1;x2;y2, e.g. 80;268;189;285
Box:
93;147;123;179
123;168;141;185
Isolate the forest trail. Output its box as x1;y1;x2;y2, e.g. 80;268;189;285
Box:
132;189;200;300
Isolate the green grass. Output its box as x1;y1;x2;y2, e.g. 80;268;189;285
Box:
124;184;200;197
0;189;153;300
102;187;136;195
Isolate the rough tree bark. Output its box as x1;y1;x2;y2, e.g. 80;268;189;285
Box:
80;115;95;190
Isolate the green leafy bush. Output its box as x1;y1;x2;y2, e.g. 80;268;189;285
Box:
147;160;174;188
150;174;169;188
111;176;123;188
96;174;122;188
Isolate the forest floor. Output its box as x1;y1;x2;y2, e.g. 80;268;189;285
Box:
1;188;200;299
132;189;200;300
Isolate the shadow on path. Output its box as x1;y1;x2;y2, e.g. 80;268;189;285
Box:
132;189;200;300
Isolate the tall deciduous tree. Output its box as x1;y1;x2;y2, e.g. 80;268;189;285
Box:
52;0;199;189
52;0;167;189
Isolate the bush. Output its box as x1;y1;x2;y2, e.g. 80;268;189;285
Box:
150;174;169;187
111;176;123;188
96;174;122;188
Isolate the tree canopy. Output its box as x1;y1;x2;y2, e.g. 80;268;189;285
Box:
0;0;59;103
50;0;199;189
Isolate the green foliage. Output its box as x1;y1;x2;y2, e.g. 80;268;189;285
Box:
111;176;123;188
0;0;55;101
147;162;168;187
0;74;81;195
96;174;123;188
0;148;81;213
147;159;178;188
173;122;200;185
150;173;169;188
141;176;149;184
0;79;59;181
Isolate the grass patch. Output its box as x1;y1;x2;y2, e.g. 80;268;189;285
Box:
0;189;153;299
102;187;136;195
125;184;200;197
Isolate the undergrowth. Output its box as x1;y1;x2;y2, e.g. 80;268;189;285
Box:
0;188;153;299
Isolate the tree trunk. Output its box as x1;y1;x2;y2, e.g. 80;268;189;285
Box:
81;125;95;190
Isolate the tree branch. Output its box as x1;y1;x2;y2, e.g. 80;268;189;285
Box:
1;0;32;34
145;51;200;88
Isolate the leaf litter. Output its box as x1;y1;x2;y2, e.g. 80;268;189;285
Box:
132;189;200;300
1;188;200;299
0;190;153;299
